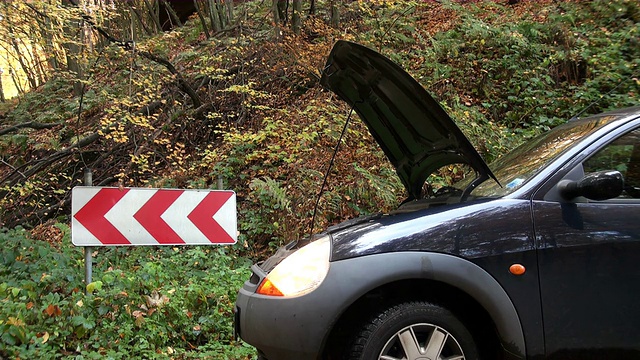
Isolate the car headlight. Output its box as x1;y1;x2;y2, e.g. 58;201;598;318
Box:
256;235;331;297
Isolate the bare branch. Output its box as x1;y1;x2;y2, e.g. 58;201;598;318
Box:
0;121;61;136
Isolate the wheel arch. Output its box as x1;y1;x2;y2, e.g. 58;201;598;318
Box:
322;252;525;359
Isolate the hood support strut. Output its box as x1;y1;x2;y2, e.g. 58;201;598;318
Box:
309;104;357;237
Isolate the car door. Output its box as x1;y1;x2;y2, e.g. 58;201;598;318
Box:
532;125;640;359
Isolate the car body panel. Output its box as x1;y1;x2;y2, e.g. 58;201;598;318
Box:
236;252;526;360
320;40;496;199
534;200;640;358
330;198;533;261
329;198;544;357
531;119;640;359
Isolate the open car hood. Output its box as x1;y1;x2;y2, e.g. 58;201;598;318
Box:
320;41;497;200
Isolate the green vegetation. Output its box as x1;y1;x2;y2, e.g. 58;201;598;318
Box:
354;0;640;161
0;0;638;358
0;226;254;359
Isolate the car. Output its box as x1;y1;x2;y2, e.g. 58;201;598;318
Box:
234;40;640;360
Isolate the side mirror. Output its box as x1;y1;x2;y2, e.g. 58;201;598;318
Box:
558;170;624;201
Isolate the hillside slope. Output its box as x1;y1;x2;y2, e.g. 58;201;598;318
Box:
0;0;638;252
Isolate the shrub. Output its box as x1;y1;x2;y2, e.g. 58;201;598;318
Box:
0;226;255;359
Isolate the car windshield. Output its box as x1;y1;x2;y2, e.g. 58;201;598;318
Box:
455;115;621;197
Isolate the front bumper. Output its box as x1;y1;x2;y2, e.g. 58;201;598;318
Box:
235;262;350;360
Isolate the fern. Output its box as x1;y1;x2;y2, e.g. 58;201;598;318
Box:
249;176;291;212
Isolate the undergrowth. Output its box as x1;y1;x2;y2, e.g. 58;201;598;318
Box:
352;0;639;160
0;226;254;359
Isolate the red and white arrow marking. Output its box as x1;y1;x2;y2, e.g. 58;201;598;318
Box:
72;187;237;246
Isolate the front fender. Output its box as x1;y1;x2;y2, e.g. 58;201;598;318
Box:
328;252;525;358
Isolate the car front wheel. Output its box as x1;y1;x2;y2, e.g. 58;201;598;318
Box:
348;301;479;360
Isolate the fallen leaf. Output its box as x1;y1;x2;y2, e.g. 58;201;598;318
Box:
44;304;62;317
7;317;25;326
144;291;169;308
39;332;50;344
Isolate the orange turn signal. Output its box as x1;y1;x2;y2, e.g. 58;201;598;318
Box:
257;278;284;296
509;264;526;276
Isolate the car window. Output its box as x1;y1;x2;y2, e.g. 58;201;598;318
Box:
583;127;640;198
456;115;621;197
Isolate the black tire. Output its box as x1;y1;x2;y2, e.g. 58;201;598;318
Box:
347;301;479;360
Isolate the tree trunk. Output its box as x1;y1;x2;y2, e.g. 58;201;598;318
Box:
224;0;234;26
23;2;60;71
27;24;49;85
5;19;38;90
34;48;48;85
292;0;302;34
272;0;282;40
208;0;222;32
194;0;211;38
143;0;163;33
9;67;25;96
0;68;5;102
127;2;155;36
20;31;45;85
159;0;183;29
278;0;288;25
68;33;84;96
62;0;84;96
34;10;60;71
216;0;227;30
330;0;339;28
309;0;315;16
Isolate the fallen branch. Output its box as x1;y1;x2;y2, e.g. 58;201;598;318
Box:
0;121;61;136
1;132;102;186
193;102;215;119
135;100;164;116
137;51;202;107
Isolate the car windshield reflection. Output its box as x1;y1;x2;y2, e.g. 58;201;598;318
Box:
455;115;620;198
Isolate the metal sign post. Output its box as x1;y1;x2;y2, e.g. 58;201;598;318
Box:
83;168;93;293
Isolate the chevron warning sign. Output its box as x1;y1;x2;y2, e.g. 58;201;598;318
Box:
72;187;237;246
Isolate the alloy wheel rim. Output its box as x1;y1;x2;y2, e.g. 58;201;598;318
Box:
378;323;465;360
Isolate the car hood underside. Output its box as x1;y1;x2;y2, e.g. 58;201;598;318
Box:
320;40;497;200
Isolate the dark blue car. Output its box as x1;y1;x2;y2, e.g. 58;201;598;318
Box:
235;40;640;360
